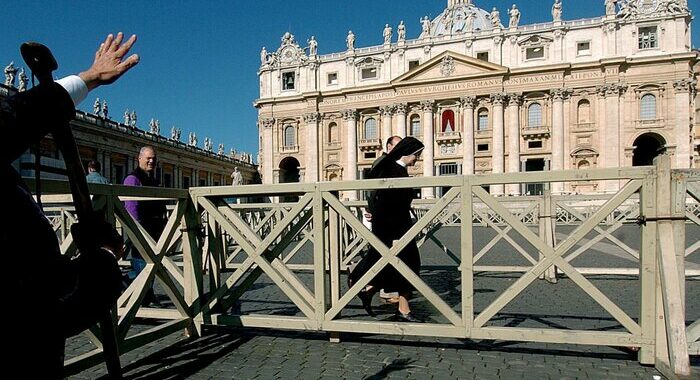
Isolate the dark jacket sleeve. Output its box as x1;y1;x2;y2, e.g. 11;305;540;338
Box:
0;83;75;165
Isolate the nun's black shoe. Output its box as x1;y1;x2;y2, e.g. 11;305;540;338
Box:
395;311;423;323
358;289;376;317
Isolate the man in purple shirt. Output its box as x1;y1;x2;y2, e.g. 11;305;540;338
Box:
123;145;166;305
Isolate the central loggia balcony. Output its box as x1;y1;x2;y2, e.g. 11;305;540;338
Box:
522;125;551;139
359;138;382;151
436;131;462;145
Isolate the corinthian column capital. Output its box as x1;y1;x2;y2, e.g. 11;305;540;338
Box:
460;96;477;109
420;100;435;112
490;93;507;106
550;88;571;101
303;112;320;123
342;109;357;120
507;93;523;107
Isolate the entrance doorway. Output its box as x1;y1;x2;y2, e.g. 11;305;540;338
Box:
279;157;301;202
632;133;665;166
525;158;545;195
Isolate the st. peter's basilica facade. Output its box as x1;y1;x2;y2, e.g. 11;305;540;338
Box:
256;0;698;197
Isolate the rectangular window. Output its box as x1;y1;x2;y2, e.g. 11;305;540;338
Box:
476;52;489;62
576;41;591;56
638;26;658;49
528;140;543;149
408;60;420;70
114;165;124;184
199;179;206;187
327;72;338;85
163;173;172;188
361;67;378;80
364;152;377;160
477;143;489;152
439;163;458;175
183;177;190;189
525;47;545;60
282;71;296;90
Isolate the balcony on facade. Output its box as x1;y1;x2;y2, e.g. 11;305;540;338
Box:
280;144;299;153
635;118;666;129
359;138;382;151
522;125;551;140
436;131;462;145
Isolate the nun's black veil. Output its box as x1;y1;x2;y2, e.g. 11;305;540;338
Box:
370;136;425;177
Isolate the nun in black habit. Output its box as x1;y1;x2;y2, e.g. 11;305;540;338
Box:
349;136;425;322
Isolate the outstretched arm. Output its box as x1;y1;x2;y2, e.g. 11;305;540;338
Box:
79;32;140;91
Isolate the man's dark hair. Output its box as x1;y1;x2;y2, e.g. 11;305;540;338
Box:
385;135;401;150
87;160;101;172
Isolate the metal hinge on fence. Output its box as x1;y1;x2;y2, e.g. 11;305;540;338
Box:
625;215;687;226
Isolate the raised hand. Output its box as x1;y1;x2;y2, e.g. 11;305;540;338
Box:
79;32;139;91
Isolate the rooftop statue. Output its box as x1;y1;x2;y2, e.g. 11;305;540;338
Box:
130;110;137;128
93;98;101;115
420;16;431;37
18;68;28;92
4;61;17;87
490;7;501;28
397;21;406;43
260;46;268;65
123;109;131;125
308;36;318;56
102;100;108;119
508;4;521;28
346;30;355;50
383;24;392;44
552;0;563;22
218;143;225;155
605;0;617;15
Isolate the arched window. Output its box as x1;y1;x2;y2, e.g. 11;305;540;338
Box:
577;160;590;170
328;122;338;142
577;99;591;124
528;103;542;127
477;108;489;131
283;125;295;147
441;109;455;132
364;118;378;139
410;115;421;136
640;94;656;120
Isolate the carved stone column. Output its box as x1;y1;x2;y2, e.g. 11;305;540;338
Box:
421;100;435;198
380;105;394;145
506;94;522;195
551;88;570;194
395;103;407;138
303;112;320;182
491;93;506;195
460;96;476;175
260;118;275;184
673;79;694;168
343;109;358;200
602;83;626;192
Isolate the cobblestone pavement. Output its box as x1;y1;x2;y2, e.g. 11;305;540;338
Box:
66;225;700;379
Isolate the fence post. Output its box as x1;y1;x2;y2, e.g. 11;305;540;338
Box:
540;191;557;283
653;155;690;378
638;164;657;364
183;195;204;337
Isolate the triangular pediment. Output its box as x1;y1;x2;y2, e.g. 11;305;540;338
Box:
393;51;508;84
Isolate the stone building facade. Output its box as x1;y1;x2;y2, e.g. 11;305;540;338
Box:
1;86;257;189
256;0;698;197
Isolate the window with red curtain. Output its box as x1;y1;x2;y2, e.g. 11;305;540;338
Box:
442;109;455;132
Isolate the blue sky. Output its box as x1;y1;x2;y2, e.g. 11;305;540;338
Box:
2;1;698;158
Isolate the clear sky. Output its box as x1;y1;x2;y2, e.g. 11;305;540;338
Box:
2;1;698;159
